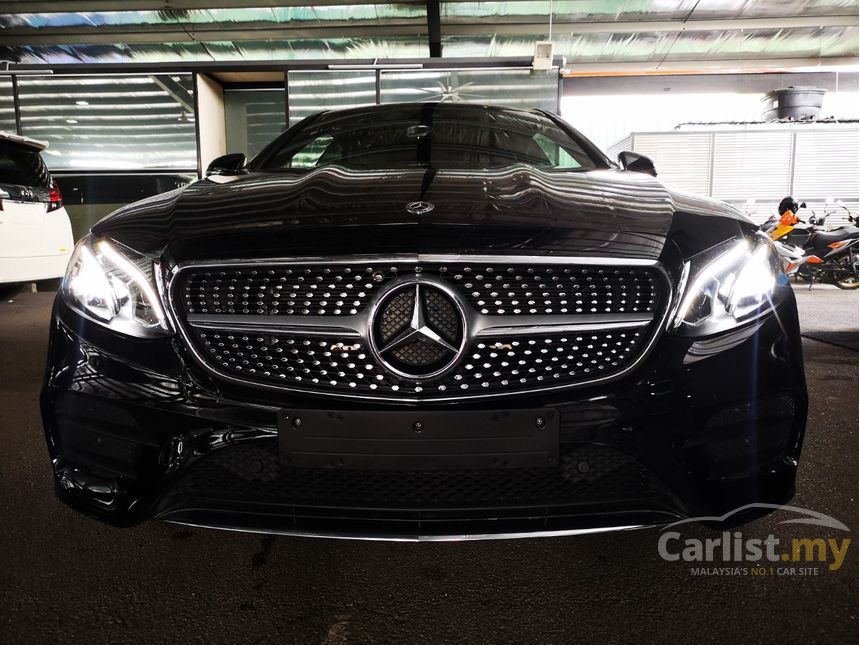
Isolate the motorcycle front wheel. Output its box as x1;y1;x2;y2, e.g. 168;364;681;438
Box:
833;251;859;290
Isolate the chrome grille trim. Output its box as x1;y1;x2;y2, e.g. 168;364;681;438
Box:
187;314;364;338
473;318;651;337
172;253;659;268
166;255;672;402
186;312;654;338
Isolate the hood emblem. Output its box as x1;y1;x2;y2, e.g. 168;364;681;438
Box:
405;201;434;215
369;280;466;380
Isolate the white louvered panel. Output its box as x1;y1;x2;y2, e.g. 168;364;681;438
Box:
712;132;793;201
722;200;780;225
803;201;860;229
606;135;632;161
724;200;860;227
632;133;712;195
793;130;860;201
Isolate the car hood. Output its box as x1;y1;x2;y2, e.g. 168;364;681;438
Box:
92;165;753;264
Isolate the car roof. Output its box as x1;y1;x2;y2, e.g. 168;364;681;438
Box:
0;130;49;151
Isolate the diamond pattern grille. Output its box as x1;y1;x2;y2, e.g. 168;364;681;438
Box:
391;336;448;367
193;327;649;398
176;259;666;399
180;263;660;317
379;288;413;342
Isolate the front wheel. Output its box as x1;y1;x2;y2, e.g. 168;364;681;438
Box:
833;251;859;290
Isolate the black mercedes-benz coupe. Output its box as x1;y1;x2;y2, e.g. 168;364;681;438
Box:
41;103;807;539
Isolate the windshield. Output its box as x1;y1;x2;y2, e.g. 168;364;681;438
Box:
0;141;51;188
255;105;601;173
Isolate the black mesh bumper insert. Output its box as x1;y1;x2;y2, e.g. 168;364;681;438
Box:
166;441;670;511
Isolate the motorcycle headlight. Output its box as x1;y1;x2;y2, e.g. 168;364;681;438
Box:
62;235;169;338
671;234;788;336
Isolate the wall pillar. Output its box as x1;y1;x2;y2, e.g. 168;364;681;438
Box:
194;73;227;177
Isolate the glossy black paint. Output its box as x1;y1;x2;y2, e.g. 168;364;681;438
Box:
617;151;658;177
92;164;752;265
42;103;806;538
206;153;248;177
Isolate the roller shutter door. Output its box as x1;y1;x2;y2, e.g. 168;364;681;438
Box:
711;131;793;201
633;133;712;196
793;130;859;201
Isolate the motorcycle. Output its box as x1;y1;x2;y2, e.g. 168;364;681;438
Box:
761;197;859;290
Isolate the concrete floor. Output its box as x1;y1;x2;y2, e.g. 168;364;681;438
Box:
0;284;856;643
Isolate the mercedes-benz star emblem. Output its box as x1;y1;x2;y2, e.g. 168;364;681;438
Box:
369;280;466;380
405;201;435;215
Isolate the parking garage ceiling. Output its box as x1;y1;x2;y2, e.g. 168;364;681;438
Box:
0;1;857;71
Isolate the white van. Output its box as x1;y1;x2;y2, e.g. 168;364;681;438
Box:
0;131;74;284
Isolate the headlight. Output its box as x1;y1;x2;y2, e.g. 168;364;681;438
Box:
62;235;168;338
671;234;787;336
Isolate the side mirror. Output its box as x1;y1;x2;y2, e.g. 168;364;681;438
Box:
618;151;657;177
206;153;247;177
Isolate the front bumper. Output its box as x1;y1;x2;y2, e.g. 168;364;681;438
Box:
41;294;807;540
0;252;71;284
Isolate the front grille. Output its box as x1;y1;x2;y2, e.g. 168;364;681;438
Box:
183;265;394;316
180;261;661;317
172;257;669;400
170;441;665;509
447;263;659;316
195;328;647;396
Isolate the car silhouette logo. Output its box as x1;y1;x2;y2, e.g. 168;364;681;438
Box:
405;201;435;215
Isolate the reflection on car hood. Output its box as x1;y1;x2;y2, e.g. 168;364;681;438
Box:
92;165;753;263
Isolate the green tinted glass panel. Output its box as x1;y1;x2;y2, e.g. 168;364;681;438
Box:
289;136;333;168
533;133;582;168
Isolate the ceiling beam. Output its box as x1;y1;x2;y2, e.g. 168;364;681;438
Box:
149;75;194;112
1;15;855;47
561;56;860;76
0;22;428;46
0;0;423;11
0;0;600;9
7;0;854;9
443;15;858;36
426;0;442;58
3;56;551;74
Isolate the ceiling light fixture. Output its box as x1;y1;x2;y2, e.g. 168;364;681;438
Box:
533;0;555;71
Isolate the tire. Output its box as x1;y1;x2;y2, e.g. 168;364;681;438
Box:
833;252;859;290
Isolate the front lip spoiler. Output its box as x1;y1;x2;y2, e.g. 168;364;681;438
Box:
162;519;664;542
